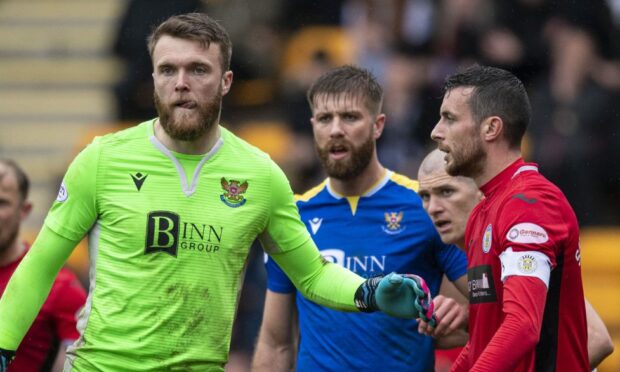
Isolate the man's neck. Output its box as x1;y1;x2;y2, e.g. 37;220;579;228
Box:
455;238;466;251
474;147;522;187
0;240;26;267
329;157;385;196
154;119;221;155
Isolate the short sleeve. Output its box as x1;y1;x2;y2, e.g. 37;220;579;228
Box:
265;255;295;294
258;160;311;254
436;241;468;282
45;140;100;241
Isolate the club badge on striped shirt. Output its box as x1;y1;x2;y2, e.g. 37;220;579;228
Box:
220;178;248;207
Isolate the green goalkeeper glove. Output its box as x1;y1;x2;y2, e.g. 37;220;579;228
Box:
355;272;436;323
0;348;15;372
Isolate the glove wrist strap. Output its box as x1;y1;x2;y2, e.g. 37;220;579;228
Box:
354;276;382;312
0;348;16;371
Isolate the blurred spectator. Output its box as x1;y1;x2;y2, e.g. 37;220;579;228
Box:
378;44;441;176
527;0;620;225
434;0;492;62
112;0;205;122
206;0;284;113
280;0;344;31
478;0;552;84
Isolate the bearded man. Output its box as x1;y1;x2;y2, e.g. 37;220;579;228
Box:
253;65;469;372
431;65;590;371
0;13;435;372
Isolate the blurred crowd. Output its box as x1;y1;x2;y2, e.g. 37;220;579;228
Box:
110;0;620;368
113;0;620;227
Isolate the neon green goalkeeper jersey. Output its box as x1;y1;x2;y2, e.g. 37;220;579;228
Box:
46;120;311;370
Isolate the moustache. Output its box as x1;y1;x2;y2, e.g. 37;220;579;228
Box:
325;140;351;151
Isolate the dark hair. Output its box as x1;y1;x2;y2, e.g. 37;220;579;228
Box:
444;65;531;149
0;159;29;201
307;65;383;115
147;12;232;72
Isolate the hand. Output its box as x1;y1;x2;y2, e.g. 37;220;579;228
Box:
0;348;15;372
378;273;436;321
418;294;468;338
355;273;435;320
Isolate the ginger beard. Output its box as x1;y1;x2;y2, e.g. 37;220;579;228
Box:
154;86;223;141
315;130;375;180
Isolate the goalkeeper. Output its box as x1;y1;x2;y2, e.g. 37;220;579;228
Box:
0;13;433;372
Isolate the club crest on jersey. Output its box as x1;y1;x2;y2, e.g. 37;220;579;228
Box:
220;178;248;207
382;211;405;235
482;224;493;253
517;254;538;274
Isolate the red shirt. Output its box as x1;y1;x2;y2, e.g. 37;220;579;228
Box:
0;246;86;371
454;159;588;371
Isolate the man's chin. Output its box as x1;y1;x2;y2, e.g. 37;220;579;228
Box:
171;109;200;122
439;232;457;246
324;161;351;178
446;162;466;177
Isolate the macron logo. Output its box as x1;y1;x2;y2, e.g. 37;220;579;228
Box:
309;217;323;235
131;172;148;191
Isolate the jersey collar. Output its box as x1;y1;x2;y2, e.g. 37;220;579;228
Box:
148;120;224;197
325;169;392;199
479;158;539;198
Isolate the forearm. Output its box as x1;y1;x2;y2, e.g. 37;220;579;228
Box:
436;329;468;349
585;299;614;368
252;337;296;372
252;291;297;372
0;226;76;349
269;239;363;312
471;277;546;371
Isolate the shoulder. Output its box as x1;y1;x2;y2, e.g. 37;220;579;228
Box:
76;121;152;162
500;171;569;212
383;172;423;206
388;172;419;193
95;120;151;146
218;126;282;183
295;180;328;203
220;126;272;162
492;172;577;238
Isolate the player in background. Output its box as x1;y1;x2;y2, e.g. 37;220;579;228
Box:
252;65;468;372
0;159;86;371
417;148;614;370
0;13;434;371
429;65;600;370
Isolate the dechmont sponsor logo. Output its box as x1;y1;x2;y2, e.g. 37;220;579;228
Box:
506;222;548;244
145;211;223;257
